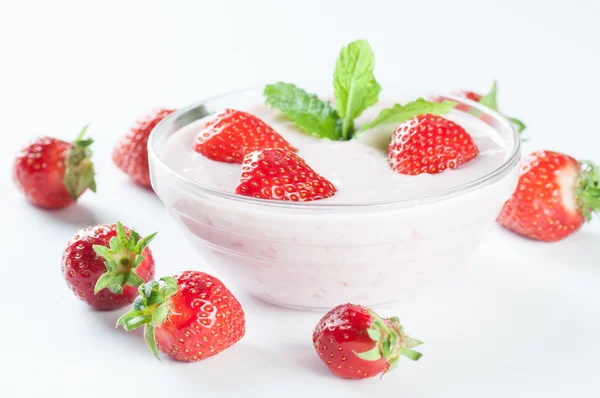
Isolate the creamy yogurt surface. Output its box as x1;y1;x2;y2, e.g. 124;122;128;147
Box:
160;99;513;205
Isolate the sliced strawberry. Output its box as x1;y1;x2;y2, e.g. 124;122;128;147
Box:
193;109;296;163
113;108;176;187
497;151;600;242
388;114;479;175
13;126;96;209
235;148;336;201
313;304;422;379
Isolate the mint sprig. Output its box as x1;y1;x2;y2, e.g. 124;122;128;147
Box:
479;80;527;134
264;39;380;141
359;98;457;132
334;40;381;140
264;83;341;140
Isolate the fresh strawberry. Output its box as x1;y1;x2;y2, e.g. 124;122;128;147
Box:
113;108;176;187
434;81;526;134
313;304;422;379
194;109;296;163
497;151;600;242
62;222;156;310
118;271;246;361
235;148;336;201
388;114;479;175
13;126;96;209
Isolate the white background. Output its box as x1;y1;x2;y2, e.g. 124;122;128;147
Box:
1;1;599;397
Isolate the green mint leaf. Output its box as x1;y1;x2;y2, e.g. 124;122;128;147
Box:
360;98;457;132
333;39;381;140
264;83;341;140
478;80;499;111
506;116;527;134
479;81;527;134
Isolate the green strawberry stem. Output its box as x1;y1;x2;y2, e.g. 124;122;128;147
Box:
354;310;423;375
577;161;600;221
93;222;157;295
117;277;178;360
64;124;97;199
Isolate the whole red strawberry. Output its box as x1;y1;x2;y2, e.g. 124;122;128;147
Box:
62;222;156;310
113;108;176;187
235;148;336;201
118;271;246;361
313;304;422;379
497;151;599;242
13;125;96;209
194;109;296;163
388;114;479;175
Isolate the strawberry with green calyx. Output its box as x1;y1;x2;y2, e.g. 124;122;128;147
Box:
63;125;97;199
264;40;457;141
93;221;157;295
313;304;422;379
13;125;96;209
62;222;156;310
118;277;178;359
497;151;600;242
118;271;246;362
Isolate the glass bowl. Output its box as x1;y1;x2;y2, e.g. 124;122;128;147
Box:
148;84;521;310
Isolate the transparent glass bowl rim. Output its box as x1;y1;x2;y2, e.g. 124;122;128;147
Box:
148;86;521;211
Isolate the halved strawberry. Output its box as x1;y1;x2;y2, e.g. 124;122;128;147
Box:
497;151;599;242
388;114;479;175
193;109;296;163
235;148;336;201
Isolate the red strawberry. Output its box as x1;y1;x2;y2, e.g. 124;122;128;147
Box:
497;151;599;242
118;271;246;361
194;109;296;163
235;148;336;201
13;126;96;209
113;108;176;187
388;114;479;175
313;304;422;379
62;222;156;310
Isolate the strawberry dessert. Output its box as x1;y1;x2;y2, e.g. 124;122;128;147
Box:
149;40;521;308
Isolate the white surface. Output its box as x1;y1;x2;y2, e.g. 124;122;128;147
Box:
0;0;599;397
